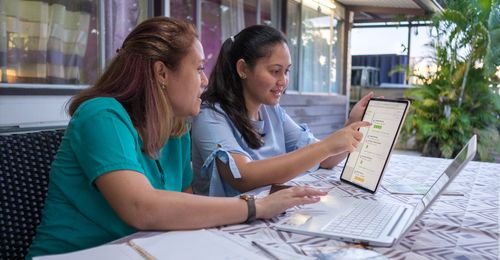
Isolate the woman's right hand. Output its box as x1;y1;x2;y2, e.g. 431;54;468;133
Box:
321;121;371;155
255;186;327;219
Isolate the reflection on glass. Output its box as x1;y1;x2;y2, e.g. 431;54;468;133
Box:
300;5;332;93
0;0;149;85
104;0;149;62
183;0;266;76
286;0;300;91
171;0;196;23
286;0;341;94
200;0;222;77
286;0;301;91
1;0;98;84
261;0;272;25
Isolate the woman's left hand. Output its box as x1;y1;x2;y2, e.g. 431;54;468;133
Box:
346;92;374;125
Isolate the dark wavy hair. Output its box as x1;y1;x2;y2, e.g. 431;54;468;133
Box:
69;17;197;158
202;25;287;149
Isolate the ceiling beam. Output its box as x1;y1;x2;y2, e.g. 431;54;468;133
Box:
348;6;425;16
353;17;416;24
360;12;381;19
352;20;433;28
411;0;428;10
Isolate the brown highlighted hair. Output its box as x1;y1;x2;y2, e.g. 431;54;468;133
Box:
69;17;197;158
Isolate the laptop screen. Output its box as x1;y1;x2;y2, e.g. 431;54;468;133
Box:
340;99;410;193
397;135;476;245
405;135;477;227
420;136;474;208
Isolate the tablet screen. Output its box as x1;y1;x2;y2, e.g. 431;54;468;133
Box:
340;98;410;193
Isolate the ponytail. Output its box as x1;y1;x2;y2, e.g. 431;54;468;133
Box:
202;25;287;149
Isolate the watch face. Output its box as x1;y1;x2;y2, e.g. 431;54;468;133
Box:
240;194;255;201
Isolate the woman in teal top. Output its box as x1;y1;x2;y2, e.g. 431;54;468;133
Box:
27;17;326;258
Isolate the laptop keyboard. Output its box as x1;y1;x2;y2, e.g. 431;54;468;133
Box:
322;200;401;238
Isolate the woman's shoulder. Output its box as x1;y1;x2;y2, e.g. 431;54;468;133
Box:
72;97;130;123
75;97;125;115
197;102;227;119
78;97;122;110
262;104;287;121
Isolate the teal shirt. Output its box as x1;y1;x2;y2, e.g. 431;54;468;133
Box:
27;97;193;258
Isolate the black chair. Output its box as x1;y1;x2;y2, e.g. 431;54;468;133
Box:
0;129;65;259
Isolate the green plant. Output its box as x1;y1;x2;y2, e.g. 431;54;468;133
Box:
401;0;500;161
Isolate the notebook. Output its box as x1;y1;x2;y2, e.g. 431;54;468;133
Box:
340;98;410;193
276;135;477;247
34;229;266;260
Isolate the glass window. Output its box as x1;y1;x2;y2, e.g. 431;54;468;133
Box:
173;0;344;94
171;0;268;77
286;0;342;94
170;0;196;23
261;0;272;25
0;1;97;84
104;0;149;63
300;1;335;93
243;1;257;27
0;0;149;86
286;0;301;92
331;18;342;93
200;0;223;76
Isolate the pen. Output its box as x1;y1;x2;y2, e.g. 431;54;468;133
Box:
127;240;156;260
252;241;280;260
387;191;464;196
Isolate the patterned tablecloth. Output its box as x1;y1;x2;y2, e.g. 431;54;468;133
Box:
215;154;499;260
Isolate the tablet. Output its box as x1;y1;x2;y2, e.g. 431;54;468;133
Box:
340;98;410;193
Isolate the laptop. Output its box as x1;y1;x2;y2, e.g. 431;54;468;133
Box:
276;135;477;247
340;98;410;193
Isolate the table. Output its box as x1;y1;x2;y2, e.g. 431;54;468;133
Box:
214;154;499;260
119;154;499;259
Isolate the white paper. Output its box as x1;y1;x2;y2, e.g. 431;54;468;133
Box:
130;229;266;260
34;244;143;260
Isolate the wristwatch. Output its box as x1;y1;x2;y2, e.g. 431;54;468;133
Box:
239;194;256;224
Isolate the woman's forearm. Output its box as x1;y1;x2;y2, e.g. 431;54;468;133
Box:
96;171;248;230
96;170;326;231
226;141;333;191
320;152;348;169
225;121;369;192
139;191;248;230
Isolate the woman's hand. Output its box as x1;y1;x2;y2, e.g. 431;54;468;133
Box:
346;92;374;125
255;186;327;219
321;121;371;155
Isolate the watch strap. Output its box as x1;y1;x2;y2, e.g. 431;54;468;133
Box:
240;194;256;224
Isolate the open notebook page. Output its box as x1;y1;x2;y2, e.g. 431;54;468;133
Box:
33;244;143;260
34;229;265;260
130;229;265;260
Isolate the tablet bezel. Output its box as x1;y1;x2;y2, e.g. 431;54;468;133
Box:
340;98;410;193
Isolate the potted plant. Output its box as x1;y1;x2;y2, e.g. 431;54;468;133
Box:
401;0;500;161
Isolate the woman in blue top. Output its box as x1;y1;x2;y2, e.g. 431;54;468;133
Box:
27;17;325;258
191;25;371;196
